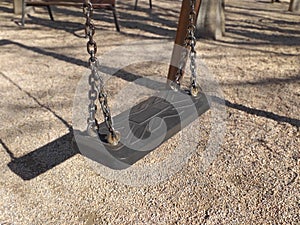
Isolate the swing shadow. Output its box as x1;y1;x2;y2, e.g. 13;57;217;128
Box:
5;133;78;180
1;41;299;180
4;88;299;181
4;93;299;181
0;71;79;180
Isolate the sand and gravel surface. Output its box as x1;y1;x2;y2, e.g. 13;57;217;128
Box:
0;0;299;224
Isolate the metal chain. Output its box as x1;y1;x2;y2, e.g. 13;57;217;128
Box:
83;0;120;145
87;62;99;136
172;0;200;96
187;0;199;96
83;1;97;61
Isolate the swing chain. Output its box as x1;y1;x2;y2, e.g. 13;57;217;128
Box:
83;0;120;145
87;62;100;136
172;0;199;97
83;0;97;62
187;0;199;97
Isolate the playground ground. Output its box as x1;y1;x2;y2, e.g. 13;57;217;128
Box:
0;0;299;224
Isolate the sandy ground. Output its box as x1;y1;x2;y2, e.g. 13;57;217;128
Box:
0;0;299;224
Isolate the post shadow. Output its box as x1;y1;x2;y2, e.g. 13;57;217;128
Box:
212;96;300;128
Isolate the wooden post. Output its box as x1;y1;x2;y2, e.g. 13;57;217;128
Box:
167;0;202;82
13;0;23;14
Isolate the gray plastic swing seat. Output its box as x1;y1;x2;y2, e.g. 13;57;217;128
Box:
74;90;209;170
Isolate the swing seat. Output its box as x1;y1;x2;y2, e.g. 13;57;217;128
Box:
74;90;209;170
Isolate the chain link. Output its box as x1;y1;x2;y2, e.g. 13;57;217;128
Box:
172;0;200;96
187;0;199;96
83;0;120;145
87;62;99;136
83;1;97;62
